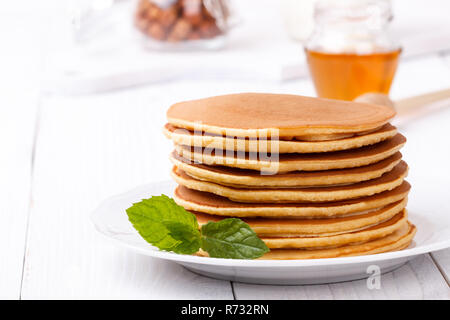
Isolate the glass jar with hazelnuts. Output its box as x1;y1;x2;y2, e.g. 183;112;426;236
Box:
135;0;231;49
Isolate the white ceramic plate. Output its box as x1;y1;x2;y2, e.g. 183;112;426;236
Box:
91;180;450;285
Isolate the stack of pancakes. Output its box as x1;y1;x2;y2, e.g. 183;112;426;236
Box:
163;93;416;259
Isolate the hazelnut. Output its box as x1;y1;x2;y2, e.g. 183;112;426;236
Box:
187;30;201;40
198;20;221;39
136;0;150;17
159;5;179;28
201;5;215;21
146;4;161;21
167;18;192;42
182;0;203;27
147;22;166;41
184;14;202;27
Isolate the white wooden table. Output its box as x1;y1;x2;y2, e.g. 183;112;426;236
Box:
1;1;449;300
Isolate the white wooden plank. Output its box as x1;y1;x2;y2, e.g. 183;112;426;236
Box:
431;249;450;284
402;254;450;299
0;1;52;299
233;254;449;300
0;95;37;300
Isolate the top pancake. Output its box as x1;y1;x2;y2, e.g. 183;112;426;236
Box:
167;93;396;139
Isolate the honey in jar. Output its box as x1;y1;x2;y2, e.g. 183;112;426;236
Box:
306;49;401;101
305;0;400;101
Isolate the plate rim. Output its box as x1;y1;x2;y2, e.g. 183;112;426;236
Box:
91;180;450;268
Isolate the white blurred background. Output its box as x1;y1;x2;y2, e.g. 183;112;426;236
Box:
3;0;450;97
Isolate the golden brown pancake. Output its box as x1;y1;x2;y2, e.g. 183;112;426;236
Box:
259;223;416;259
173;182;411;217
167;93;396;138
171;162;408;203
194;201;407;237
174;134;406;173
260;211;408;249
163;123;397;153
196;222;416;259
170;151;402;187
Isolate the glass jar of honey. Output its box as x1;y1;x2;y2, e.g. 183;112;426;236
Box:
305;0;400;101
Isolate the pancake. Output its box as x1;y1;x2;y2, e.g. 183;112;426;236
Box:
174;134;406;173
167;93;396;139
197;211;409;249
170;151;402;188
163;123;397;153
261;211;408;249
288;130;374;142
196;222;416;259
171;162;408;203
173;182;411;217
259;223;416;259
193;200;407;237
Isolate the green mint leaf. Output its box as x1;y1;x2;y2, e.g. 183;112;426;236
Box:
200;218;270;259
126;195;201;254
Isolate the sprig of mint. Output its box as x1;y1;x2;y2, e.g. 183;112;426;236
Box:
126;195;269;259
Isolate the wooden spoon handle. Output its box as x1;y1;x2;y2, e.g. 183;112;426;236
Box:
394;88;450;117
354;89;450;119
